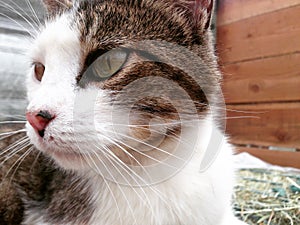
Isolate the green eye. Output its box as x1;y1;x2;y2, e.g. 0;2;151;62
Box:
92;48;128;80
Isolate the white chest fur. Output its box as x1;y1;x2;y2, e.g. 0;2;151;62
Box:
24;132;245;225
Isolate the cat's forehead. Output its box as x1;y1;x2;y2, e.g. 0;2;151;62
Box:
37;0;203;56
75;0;200;49
33;13;80;61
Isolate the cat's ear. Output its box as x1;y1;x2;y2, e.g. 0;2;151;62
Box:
174;0;214;31
42;0;73;16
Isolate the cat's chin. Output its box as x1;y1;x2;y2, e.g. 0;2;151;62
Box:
45;148;89;170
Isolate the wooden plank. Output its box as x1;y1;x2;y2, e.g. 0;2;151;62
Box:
217;0;300;26
236;147;300;169
226;102;300;149
221;53;300;103
217;5;300;64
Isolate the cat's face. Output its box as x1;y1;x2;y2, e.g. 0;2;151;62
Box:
26;0;220;184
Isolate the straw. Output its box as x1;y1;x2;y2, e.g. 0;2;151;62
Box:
234;168;300;225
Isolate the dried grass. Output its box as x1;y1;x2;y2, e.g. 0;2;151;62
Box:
234;169;300;225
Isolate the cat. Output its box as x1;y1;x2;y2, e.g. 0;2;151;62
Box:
0;0;247;224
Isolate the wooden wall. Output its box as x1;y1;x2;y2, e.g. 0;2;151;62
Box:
217;0;300;168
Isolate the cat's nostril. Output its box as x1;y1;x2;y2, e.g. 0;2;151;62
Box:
37;110;53;120
26;110;55;138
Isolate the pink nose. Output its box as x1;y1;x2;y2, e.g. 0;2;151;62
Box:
26;110;54;137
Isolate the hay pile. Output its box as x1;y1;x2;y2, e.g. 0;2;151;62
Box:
234;168;300;225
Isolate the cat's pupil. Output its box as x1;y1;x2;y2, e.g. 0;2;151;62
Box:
34;62;45;82
106;55;112;70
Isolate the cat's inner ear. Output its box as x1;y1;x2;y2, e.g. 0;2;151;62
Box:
175;0;214;31
42;0;73;16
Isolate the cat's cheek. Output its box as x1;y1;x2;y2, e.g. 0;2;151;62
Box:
26;77;40;102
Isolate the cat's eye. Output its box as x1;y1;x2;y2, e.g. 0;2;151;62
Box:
91;49;128;80
34;62;45;82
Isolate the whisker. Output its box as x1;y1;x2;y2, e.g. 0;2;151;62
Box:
24;0;42;27
225;116;261;119
190;100;267;114
29;149;41;173
6;146;34;182
0;136;29;157
52;0;70;9
98;147;150;197
0;132;26;142
0;2;39;35
99;144;170;224
82;153;124;225
98;133;183;179
0;141;31;166
0;121;26;124
88;150;139;225
110;97;265;114
99;146;160;224
92;136;181;223
96;134;172;191
118;139;182;170
112;124;192;146
0;114;26;120
104;147;156;187
96;134;144;165
5;0;40;28
0;11;36;37
0;139;31;161
105;130;188;163
0;129;26;137
105;114;203;127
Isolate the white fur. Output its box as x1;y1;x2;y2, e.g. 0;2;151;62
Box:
25;11;247;225
87;128;244;225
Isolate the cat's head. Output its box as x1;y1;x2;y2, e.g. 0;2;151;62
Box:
26;0;222;184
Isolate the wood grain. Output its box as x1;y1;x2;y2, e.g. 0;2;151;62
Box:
236;147;300;169
218;1;300;167
221;53;300;103
217;5;300;64
226;103;300;149
217;0;300;26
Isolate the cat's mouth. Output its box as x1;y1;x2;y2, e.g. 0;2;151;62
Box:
26;125;82;163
